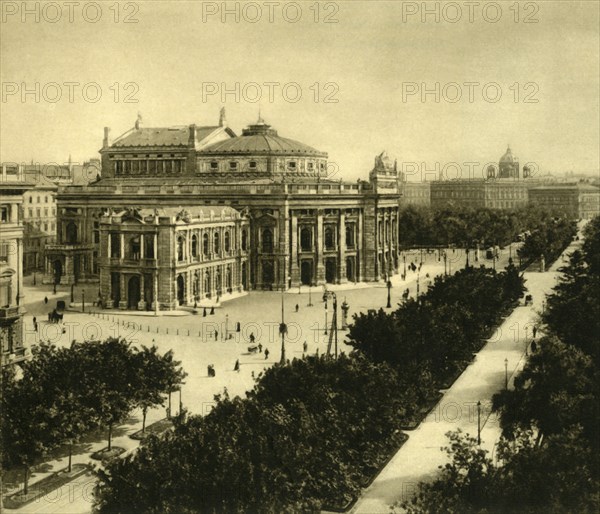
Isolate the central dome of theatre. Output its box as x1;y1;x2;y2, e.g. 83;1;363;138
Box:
200;118;327;157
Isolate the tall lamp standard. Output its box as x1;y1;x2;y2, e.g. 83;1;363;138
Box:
307;282;313;307
82;290;85;313
279;293;287;364
403;253;407;277
324;296;329;336
477;400;482;445
70;283;74;303
386;279;392;308
504;358;509;390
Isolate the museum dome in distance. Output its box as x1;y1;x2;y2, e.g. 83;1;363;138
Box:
500;145;515;163
200;116;327;157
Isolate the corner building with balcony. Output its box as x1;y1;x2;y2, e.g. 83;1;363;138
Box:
49;112;402;310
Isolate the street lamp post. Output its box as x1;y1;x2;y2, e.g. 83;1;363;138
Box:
525;326;529;355
307;283;313;307
33;272;36;286
341;299;349;330
477;400;482;445
82;290;85;313
386;279;392;308
70;283;74;303
324;298;328;335
504;358;509;390
403;253;407;277
444;251;447;276
466;247;470;268
279;293;287;364
225;314;229;341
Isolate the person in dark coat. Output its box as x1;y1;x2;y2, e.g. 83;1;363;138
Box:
264;348;269;360
234;359;240;372
258;342;262;353
44;296;48;305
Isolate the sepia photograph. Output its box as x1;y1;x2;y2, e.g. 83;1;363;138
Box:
1;1;599;512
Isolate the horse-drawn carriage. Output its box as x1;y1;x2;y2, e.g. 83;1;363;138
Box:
524;294;533;306
48;309;63;323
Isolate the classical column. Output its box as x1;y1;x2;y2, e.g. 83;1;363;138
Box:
107;232;111;257
290;214;299;286
153;271;159;313
140;234;145;259
316;211;325;284
119;273;127;309
339;211;347;283
120;233;125;259
138;274;146;310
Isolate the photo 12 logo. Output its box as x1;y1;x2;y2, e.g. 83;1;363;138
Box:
201;81;339;104
1;1;140;23
401;82;540;104
400;1;539;24
201;1;339;23
2;82;140;104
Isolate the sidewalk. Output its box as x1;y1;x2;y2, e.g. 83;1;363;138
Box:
350;240;580;513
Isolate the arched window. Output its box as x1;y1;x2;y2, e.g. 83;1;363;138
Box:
325;226;335;250
191;234;198;259
224;231;231;253
300;227;312;251
203;233;209;256
345;224;355;248
66;222;78;244
262;228;273;253
130;236;141;260
110;233;120;258
241;229;248;251
177;236;185;262
214;232;220;255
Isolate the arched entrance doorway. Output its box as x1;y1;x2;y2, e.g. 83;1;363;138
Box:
177;275;185;305
262;260;274;290
346;257;355;282
325;259;336;284
300;260;312;285
128;276;141;310
53;259;63;284
241;262;248;290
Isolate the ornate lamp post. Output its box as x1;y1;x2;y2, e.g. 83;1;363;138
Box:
504;358;509;390
477;400;482;445
82;289;85;313
307;282;313;307
70;283;74;303
324;296;328;335
386;279;392;308
524;325;529;355
403;253;407;277
341;298;349;330
279;293;287;364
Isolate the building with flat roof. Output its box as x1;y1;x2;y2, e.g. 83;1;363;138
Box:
529;183;600;220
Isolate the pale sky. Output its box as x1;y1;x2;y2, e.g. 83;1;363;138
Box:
1;0;599;181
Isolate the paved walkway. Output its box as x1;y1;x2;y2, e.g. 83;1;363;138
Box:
351;238;583;514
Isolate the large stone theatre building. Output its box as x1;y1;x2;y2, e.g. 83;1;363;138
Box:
47;112;402;310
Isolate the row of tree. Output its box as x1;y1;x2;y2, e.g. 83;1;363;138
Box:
398;204;573;249
517;215;577;269
94;354;415;512
1;339;186;495
347;264;525;388
399;216;600;513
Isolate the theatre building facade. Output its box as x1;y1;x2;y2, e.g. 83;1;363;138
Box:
48;113;402;310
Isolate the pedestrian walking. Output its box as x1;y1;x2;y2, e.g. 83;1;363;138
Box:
236;321;241;332
215;330;219;341
532;326;538;338
295;304;299;313
258;342;262;353
234;359;240;372
210;306;215;315
250;332;255;344
44;296;48;305
264;348;269;360
203;307;207;317
303;340;308;353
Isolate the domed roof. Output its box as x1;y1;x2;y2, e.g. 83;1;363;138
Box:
500;145;515;163
200;118;327;157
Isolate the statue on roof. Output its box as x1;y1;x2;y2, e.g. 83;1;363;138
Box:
135;112;142;130
374;151;393;171
219;107;227;127
176;209;191;223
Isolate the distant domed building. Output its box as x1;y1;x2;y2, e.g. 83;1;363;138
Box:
498;145;520;179
45;111;402;310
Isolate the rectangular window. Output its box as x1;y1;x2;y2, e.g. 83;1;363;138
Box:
0;206;8;223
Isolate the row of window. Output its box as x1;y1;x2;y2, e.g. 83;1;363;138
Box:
27;221;55;232
298;225;357;251
114;159;185;175
27;195;55;204
178;230;248;262
26;207;56;218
